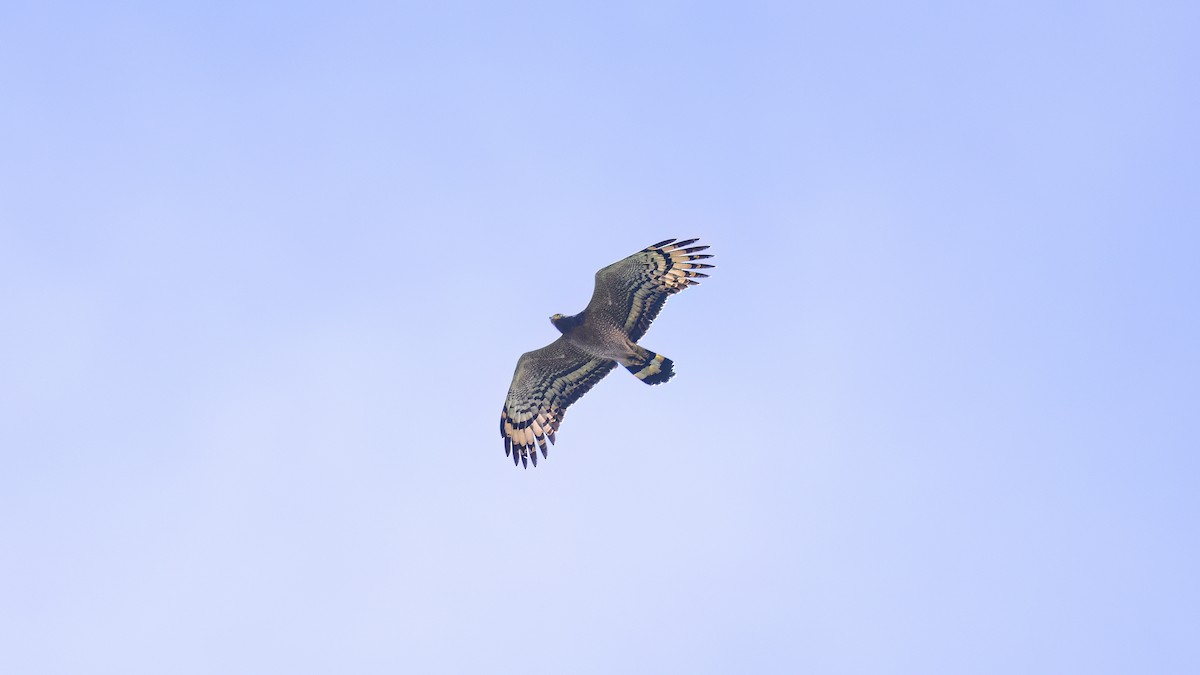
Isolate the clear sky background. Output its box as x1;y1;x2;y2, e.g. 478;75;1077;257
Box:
2;2;1197;674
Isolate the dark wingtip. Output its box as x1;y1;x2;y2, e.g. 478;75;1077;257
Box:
672;237;700;248
521;453;528;469
650;238;675;249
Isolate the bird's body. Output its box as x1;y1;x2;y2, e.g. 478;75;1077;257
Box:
552;311;637;363
500;238;713;467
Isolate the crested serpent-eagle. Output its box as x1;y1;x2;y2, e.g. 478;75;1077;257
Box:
500;238;714;468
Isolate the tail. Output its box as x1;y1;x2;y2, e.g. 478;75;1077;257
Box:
625;349;675;385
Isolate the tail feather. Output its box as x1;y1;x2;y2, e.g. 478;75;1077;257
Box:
625;350;674;385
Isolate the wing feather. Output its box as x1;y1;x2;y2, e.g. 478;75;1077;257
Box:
586;238;715;342
500;337;617;468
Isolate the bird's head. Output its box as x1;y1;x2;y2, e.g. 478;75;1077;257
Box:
549;313;574;334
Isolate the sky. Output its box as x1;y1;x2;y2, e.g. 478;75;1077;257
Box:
1;2;1197;673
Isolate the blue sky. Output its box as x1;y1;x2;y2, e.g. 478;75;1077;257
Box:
1;2;1197;673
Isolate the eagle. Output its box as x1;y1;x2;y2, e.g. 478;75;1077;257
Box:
500;237;714;467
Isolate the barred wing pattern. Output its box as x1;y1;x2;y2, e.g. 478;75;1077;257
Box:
589;238;714;342
500;337;618;468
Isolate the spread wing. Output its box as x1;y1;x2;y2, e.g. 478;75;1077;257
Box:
500;337;617;468
586;238;714;342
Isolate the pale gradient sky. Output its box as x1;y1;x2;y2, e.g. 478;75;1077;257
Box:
2;2;1197;674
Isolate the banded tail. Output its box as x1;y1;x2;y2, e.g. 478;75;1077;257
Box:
625;349;674;385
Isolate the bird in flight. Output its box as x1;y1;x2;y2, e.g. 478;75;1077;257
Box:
500;237;714;467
